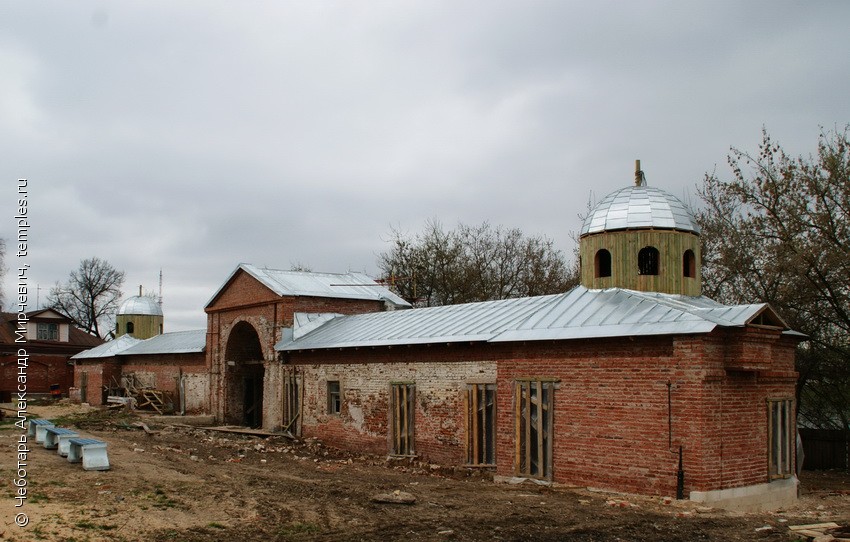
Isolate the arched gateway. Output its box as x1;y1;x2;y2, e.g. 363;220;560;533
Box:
224;321;264;428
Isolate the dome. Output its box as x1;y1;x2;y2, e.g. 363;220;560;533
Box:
580;185;700;236
117;295;163;316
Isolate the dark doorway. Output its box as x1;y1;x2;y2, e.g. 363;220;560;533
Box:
224;321;265;427
243;369;264;428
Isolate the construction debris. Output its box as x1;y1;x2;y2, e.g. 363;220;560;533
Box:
371;490;417;505
788;522;847;541
105;374;174;414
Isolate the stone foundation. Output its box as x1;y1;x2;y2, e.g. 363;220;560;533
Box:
690;477;797;512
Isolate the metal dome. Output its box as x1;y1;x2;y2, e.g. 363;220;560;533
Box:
117;295;163;316
580;185;700;236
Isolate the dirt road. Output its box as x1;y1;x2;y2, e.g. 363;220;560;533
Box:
1;404;847;541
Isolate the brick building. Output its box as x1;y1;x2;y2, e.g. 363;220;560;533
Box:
202;175;801;510
203;264;410;428
71;330;207;412
69;172;802;510
0;309;102;399
71;294;207;412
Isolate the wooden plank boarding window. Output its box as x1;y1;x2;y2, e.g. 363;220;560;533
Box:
391;383;415;456
281;367;301;434
768;398;793;480
466;383;496;465
515;379;555;479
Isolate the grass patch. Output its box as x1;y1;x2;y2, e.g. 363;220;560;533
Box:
47;408;143;430
29;492;49;504
149;487;180;510
75;520;116;531
207;522;227;529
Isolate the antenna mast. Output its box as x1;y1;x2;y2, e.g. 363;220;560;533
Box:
158;268;163;308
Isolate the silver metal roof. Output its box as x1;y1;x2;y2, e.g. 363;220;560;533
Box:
72;330;206;359
277;286;785;352
120;329;206;355
581;185;700;235
117;296;163;316
71;334;142;359
206;264;411;309
277;295;557;351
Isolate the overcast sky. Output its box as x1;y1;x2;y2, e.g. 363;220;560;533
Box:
2;1;848;333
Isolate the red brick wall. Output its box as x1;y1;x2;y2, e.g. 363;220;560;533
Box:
0;355;74;395
205;271;390;427
290;344;504;463
74;358;121;405
288;328;798;497
73;353;209;411
121;352;208;413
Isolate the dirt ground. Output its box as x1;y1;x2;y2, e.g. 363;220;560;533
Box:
1;403;848;542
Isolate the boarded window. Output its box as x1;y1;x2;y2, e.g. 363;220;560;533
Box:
281;367;301;433
595;249;612;278
327;380;341;415
768;398;793;480
466;383;496;465
515;380;555;479
391;383;415;456
638;246;660;275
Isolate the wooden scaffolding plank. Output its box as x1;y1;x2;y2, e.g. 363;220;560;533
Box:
536;380;544;477
471;384;479;465
514;381;521;475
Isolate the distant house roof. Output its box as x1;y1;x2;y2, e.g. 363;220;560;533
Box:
205;263;411;309
0;311;103;349
121;329;206;355
277;286;795;352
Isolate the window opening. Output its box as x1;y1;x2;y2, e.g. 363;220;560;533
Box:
515;380;555;479
595;249;612;278
683;249;696;278
391;383;415;456
327;380;341;415
638;246;660;275
768;399;793;480
37;322;59;341
466;383;496;465
126;321;135;335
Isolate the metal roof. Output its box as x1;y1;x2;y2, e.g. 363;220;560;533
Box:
277;286;787;352
117;296;163;316
276;295;557;351
120;329;206;355
71;334;142;359
580;185;700;235
206;264;411;309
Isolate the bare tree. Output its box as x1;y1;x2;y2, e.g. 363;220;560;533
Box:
378;220;577;306
47;257;125;338
696;126;850;431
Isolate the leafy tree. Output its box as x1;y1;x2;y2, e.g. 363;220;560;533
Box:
696;127;850;431
47;257;125;338
378;220;578;306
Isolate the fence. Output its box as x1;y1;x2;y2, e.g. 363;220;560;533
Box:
800;428;848;470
